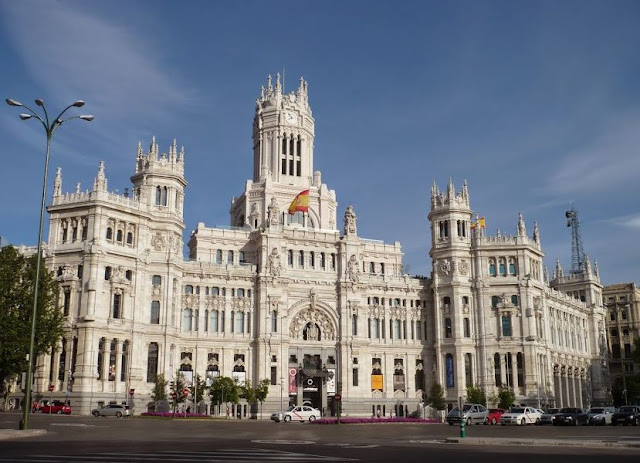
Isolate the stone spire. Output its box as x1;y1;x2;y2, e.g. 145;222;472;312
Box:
461;179;469;201
517;212;526;236
533;222;540;244
149;136;158;160
93;161;107;191
553;258;563;279
594;260;600;279
447;177;455;198
53;167;62;197
584;254;592;275
544;266;549;283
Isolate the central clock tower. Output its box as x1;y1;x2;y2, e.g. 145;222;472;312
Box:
230;73;337;230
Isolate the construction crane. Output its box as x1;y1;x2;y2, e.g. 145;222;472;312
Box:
565;207;586;274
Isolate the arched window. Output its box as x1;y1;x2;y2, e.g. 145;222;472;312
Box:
150;301;160;324
289;210;305;226
331;253;336;270
508;258;517;275
380;263;385;274
465;353;473;387
126;232;133;245
227;250;234;264
116;230;123;242
489;258;496;276
106;227;113;240
370;262;376;273
494;353;502;386
239;251;245;263
310;252;315;268
211;286;219;296
215;249;223;264
445;353;454;388
298;250;304;268
499;258;507;276
443;296;451;308
288;250;293;267
320;252;325;269
393;319;401;339
182;309;193;331
491;295;500;308
352;314;358;336
303;322;321;341
112;293;122;319
185;285;193;294
272;310;278;333
152;275;162;286
147;343;158;383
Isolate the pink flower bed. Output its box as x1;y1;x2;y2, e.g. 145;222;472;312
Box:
312;417;440;424
140;412;211;418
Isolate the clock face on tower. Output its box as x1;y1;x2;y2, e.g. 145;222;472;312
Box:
285;112;297;125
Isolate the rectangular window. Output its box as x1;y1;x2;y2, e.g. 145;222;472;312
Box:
353;368;359;387
463;318;470;337
501;315;512;337
112;293;121;319
151;301;160;324
63;289;71;317
271;366;277;385
444;318;452;338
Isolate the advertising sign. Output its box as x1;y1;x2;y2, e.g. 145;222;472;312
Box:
327;368;336;394
393;374;405;391
288;368;297;394
445;356;455;388
231;371;246;386
371;374;383;391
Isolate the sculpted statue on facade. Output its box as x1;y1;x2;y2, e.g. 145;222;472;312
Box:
347;254;359;282
267;197;280;226
343;205;357;236
268;247;282;277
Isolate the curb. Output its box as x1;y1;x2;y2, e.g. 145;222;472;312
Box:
0;429;48;441
445;437;640;449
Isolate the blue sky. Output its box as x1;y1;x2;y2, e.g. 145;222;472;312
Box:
1;0;639;285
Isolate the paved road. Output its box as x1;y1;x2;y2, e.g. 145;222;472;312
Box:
1;413;639;462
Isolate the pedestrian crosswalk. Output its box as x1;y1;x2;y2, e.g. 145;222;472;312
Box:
0;448;357;462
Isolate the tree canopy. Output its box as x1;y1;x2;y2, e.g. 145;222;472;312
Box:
0;246;64;393
426;382;447;410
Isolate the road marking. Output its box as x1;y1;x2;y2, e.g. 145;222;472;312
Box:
50;423;96;427
252;439;315;445
0;449;355;462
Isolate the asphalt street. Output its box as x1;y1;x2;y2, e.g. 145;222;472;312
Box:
1;413;639;462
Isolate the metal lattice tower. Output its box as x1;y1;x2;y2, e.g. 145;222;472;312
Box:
565;207;586;274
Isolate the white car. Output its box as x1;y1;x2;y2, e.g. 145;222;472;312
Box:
587;407;616;425
271;405;321;422
500;406;542;425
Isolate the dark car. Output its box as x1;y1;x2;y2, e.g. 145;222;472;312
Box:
553;407;586;426
611;406;640;426
539;408;560;425
39;400;72;415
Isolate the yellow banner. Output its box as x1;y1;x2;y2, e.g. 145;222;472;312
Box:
371;374;383;391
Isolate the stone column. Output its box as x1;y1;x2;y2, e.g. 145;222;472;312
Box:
62;337;74;391
500;354;507;387
101;345;109;391
51;341;62;390
114;340;123;393
577;371;583;408
564;367;571;407
555;366;563;407
511;353;519;390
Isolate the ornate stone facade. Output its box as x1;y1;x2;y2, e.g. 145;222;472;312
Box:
20;74;609;417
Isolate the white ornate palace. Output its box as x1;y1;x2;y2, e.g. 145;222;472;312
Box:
19;74;609;416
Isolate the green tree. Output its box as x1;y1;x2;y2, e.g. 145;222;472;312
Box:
466;386;487;405
173;371;188;405
426;382;447;410
0;247;64;402
255;378;270;418
189;374;206;404
209;376;240;414
150;373;168;402
240;378;270;419
495;388;516;410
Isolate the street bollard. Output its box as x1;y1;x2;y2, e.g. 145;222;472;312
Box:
459;417;466;438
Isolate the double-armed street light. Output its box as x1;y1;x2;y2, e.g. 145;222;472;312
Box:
6;98;93;430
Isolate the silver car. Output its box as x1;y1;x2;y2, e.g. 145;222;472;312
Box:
91;404;131;418
446;404;488;425
587;406;616;425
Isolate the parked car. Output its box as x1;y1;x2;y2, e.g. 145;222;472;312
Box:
485;408;506;425
500;407;542;426
539;408;560;425
553;407;586;426
91;404;131;418
611;406;640;426
446;404;488;426
39;401;72;415
271;405;321;422
587;407;616;426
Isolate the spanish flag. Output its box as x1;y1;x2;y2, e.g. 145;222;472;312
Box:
288;189;309;214
471;217;486;230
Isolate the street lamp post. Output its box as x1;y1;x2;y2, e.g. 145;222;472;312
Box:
6;98;93;430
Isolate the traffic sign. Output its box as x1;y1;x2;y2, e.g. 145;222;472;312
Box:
48;384;54;392
129;388;135;396
334;393;342;401
182;387;190;397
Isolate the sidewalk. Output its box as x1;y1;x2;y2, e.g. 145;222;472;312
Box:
446;436;640;449
0;429;47;440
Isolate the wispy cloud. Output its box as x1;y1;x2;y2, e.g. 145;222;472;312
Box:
1;1;201;158
598;213;640;229
543;115;640;196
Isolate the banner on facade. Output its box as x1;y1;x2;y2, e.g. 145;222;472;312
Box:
231;371;246;386
371;374;383;391
327;368;336;394
288;368;297;394
180;370;193;387
205;370;220;387
446;356;454;388
393;374;405;391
